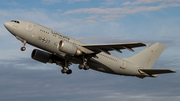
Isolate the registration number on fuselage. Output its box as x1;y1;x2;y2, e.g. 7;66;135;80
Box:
38;36;50;43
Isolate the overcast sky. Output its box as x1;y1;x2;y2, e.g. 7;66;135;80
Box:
0;0;180;101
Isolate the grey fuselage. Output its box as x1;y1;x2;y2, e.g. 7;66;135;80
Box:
4;20;142;77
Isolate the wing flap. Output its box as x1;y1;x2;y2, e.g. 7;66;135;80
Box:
140;69;176;74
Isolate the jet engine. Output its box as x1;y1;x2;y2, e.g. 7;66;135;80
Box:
57;40;82;56
31;49;52;63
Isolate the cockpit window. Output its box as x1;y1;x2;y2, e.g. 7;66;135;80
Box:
11;20;20;24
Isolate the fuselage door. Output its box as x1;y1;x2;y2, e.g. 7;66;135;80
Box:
26;22;37;38
26;22;33;31
120;59;126;69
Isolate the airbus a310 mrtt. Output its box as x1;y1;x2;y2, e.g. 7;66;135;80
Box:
4;20;175;78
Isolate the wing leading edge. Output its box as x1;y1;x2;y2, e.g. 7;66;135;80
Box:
81;42;146;54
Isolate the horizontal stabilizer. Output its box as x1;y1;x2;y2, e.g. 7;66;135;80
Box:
140;69;176;74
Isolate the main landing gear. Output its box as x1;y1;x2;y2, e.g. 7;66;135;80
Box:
61;60;72;74
21;40;26;51
78;64;89;70
61;68;72;74
78;55;90;70
61;55;90;75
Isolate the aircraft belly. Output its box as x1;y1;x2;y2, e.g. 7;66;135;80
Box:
88;54;141;76
88;59;117;74
88;54;121;75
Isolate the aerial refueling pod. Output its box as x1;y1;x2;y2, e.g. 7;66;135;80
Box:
31;49;52;63
57;40;82;56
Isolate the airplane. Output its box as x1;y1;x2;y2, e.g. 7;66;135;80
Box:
4;20;175;78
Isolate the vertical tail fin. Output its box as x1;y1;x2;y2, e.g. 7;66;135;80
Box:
124;43;166;69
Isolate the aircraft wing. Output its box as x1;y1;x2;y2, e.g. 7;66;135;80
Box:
81;42;146;54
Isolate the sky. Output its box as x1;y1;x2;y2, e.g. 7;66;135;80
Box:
0;0;180;101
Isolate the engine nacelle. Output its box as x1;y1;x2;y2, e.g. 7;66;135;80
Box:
31;49;52;63
57;40;82;56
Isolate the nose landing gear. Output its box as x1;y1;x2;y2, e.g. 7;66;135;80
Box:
21;47;26;51
21;40;26;51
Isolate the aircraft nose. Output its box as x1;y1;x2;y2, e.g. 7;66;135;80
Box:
4;22;8;28
4;22;11;29
4;22;15;33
